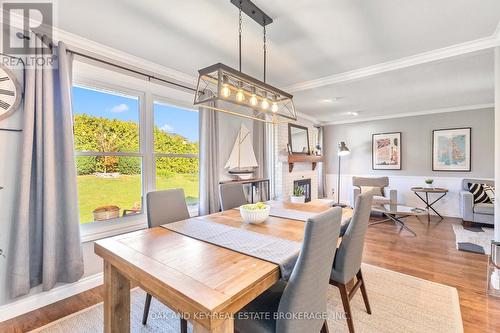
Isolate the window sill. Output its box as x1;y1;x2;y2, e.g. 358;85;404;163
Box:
80;209;199;243
80;215;148;243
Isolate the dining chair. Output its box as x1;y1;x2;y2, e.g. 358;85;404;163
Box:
142;189;190;333
219;183;248;210
330;194;373;333
234;207;343;333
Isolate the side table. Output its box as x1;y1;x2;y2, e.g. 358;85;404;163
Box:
410;187;448;222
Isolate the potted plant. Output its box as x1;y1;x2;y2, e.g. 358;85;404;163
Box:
291;186;306;203
425;179;434;189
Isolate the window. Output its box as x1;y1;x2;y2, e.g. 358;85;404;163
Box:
73;85;143;224
154;101;199;213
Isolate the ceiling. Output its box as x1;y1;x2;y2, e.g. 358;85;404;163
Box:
55;0;500;123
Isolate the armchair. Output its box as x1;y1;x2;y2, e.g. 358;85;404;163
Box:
352;176;397;208
460;178;494;226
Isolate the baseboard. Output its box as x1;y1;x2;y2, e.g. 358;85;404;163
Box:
0;273;103;322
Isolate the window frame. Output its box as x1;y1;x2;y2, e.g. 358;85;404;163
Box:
73;70;200;242
152;96;200;216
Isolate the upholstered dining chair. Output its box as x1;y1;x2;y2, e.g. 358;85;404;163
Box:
219;183;248;211
330;194;373;333
352;176;396;208
142;189;190;333
234;207;343;333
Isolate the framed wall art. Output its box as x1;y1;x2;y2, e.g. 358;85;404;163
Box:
372;132;402;170
432;127;471;172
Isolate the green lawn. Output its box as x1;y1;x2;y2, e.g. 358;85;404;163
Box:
77;173;198;224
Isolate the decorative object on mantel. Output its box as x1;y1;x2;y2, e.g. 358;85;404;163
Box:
290;185;306;203
425;179;434;188
333;142;350;207
225;123;258;180
193;0;296;124
372;132;401;170
432;127;471;172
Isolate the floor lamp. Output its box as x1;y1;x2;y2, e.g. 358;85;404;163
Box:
334;141;350;207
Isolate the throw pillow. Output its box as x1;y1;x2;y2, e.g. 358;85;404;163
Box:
484;185;495;203
468;183;491;204
360;186;383;197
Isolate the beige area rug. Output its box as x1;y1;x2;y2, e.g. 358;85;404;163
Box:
30;264;463;333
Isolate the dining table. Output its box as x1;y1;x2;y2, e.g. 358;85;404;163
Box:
94;200;352;333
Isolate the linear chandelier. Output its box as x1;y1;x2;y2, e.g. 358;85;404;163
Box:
193;0;297;124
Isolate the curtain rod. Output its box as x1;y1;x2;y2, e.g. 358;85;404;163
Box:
65;48;197;93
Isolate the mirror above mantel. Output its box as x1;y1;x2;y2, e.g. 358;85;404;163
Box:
288;124;310;154
287;123;323;172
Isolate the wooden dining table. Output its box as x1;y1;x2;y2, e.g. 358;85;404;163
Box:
94;201;352;333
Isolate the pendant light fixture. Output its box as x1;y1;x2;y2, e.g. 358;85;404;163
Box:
193;0;297;124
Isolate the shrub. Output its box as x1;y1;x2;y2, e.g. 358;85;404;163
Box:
117;157;141;175
76;156;97;175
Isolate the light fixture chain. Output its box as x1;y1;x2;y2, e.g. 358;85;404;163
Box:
238;2;242;72
263;23;267;83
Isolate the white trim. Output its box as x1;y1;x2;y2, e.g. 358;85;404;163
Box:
0;273;103;322
286;36;500;92
322;103;494;125
495;20;500;40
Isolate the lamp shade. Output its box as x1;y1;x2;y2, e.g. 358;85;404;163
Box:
338;141;350;156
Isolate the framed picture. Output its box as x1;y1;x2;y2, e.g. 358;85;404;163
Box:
372;132;402;170
432;127;471;172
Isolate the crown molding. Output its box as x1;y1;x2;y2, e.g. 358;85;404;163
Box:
321;103;494;126
286;36;500;93
295;111;320;124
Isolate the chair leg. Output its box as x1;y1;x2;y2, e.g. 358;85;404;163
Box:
180;318;188;333
357;270;372;315
338;283;355;333
320;319;329;333
142;293;152;325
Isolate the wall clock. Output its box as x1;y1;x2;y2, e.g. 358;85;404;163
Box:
0;64;22;121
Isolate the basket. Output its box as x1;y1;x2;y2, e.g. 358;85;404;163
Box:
93;205;120;221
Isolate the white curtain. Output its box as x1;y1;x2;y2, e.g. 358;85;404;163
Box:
253;118;268;201
9;37;84;298
318;126;326;198
199;101;221;215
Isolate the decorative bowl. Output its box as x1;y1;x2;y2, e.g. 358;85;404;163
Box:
240;204;270;224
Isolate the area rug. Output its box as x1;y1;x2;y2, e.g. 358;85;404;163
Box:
452;224;494;255
29;264;463;333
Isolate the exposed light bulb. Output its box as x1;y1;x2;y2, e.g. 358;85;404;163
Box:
271;102;278;113
261;98;269;110
221;84;231;98
250;94;258;106
236;89;245;102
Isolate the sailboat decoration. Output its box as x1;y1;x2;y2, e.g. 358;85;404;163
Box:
225;123;258;180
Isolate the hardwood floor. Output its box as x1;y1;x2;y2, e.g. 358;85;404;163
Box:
1;216;499;332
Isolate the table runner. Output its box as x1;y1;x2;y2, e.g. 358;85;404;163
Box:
161;218;301;280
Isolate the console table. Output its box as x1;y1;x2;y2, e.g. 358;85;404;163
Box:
410;187;449;222
219;178;270;203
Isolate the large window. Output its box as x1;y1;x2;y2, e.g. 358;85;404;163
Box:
73;85;143;224
154;101;199;212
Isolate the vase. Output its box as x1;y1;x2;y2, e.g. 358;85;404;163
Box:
290;195;305;203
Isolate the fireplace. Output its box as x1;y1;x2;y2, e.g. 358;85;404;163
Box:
293;178;311;202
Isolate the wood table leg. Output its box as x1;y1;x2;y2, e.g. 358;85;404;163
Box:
104;261;130;333
193;318;234;333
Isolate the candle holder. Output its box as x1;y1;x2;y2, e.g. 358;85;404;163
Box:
487;241;500;297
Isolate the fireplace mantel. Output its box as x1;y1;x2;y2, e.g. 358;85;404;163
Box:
287;154;324;172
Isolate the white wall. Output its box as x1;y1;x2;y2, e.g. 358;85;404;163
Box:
324;108;494;216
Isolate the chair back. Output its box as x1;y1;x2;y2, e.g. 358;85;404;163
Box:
462;178;494;191
352;176;389;188
276;207;342;333
331;194;373;284
146;189;190;228
219;183;247;211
